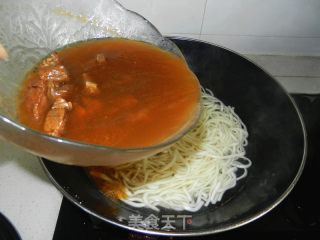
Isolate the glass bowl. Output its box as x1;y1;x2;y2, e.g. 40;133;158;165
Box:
0;0;200;166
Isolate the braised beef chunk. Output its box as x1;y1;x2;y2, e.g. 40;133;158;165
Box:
39;52;60;68
46;80;58;102
25;79;49;121
39;51;72;136
24;51;74;134
82;73;100;96
22;49;104;138
96;53;106;63
46;81;73;102
38;52;70;91
52;97;72;110
52;83;73;99
44;108;67;137
38;53;71;104
38;65;69;82
44;98;72;137
85;81;99;95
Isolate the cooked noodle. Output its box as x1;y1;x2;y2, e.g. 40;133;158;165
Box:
90;89;251;211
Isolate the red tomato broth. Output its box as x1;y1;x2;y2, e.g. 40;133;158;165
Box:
18;38;200;148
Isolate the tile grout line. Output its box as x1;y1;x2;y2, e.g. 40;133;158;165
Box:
199;33;320;39
274;76;320;78
244;53;320;58
199;0;208;37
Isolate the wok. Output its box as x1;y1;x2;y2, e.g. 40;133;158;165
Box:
41;37;306;236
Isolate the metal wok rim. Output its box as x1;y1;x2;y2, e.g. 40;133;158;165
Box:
40;37;307;236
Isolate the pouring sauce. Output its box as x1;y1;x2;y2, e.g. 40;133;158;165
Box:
18;38;200;148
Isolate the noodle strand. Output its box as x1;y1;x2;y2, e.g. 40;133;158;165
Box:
106;89;252;211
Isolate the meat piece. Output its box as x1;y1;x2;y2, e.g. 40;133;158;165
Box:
38;52;72;102
24;51;73;127
39;52;70;95
96;53;106;63
43;108;67;137
53;83;73;99
39;52;60;68
39;65;69;82
46;80;58;102
24;79;49;121
84;81;99;96
43;98;72;137
52;97;72;110
46;81;73;102
82;73;100;96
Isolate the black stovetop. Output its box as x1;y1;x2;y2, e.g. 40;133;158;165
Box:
52;94;320;239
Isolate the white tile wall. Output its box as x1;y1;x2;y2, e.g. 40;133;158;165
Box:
117;0;320;93
202;0;320;37
275;76;320;94
117;0;320;56
245;55;320;93
118;0;206;34
245;55;320;77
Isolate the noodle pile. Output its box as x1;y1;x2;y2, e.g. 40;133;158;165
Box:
89;89;251;212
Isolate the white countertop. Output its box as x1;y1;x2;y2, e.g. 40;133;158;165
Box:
0;139;62;240
0;54;319;240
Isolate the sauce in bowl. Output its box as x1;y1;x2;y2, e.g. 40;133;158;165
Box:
18;38;200;148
